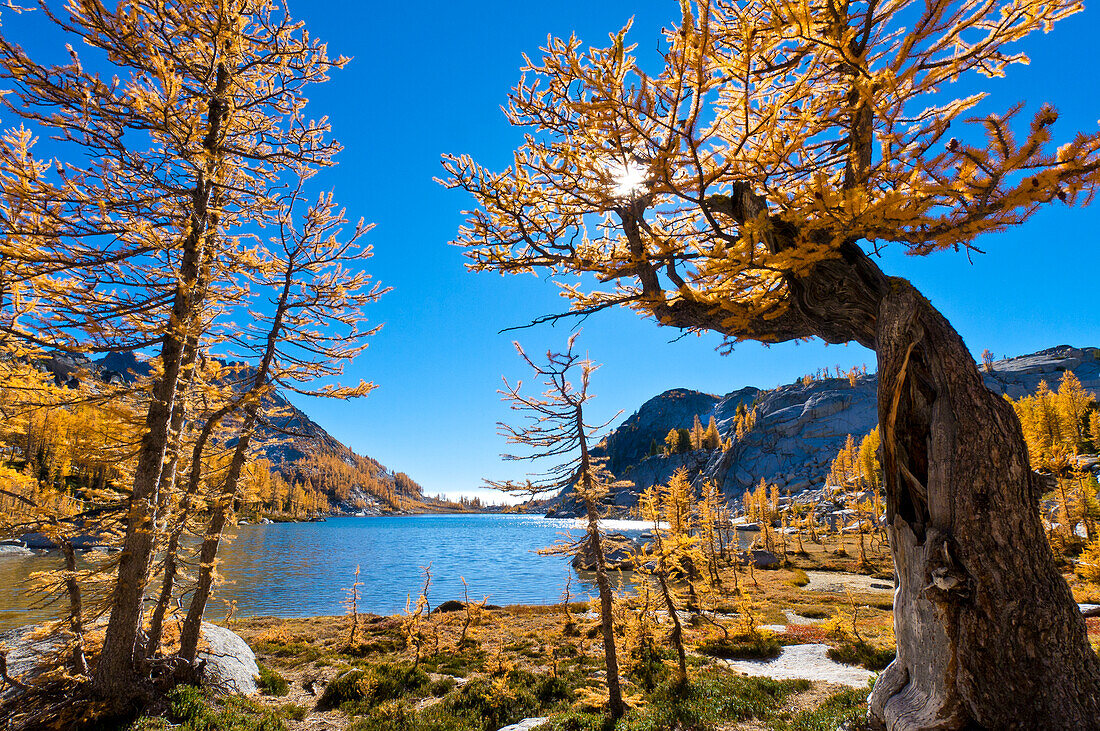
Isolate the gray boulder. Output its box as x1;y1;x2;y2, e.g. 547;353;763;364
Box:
740;550;780;569
0;621;258;699
0;625;63;699
198;622;259;696
0;545;33;556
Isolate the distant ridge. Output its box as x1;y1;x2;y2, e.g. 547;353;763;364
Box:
548;345;1100;517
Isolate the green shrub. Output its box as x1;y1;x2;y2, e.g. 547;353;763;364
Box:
429;676;458;696
437;668;568;731
155;684;288;731
610;670;808;730
252;639;324;665
548;711;615;731
347;700;418;731
316;663;430;713
419;645;486;677
770;687;868;730
826;641;896;671
442;676;538;730
257;663;290;697
277;703;308;721
696;633;782;660
624;635;669;691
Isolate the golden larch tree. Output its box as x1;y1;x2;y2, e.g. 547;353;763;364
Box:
442;0;1100;725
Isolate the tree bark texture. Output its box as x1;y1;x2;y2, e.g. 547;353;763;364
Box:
60;538;87;675
92;63;228;700
868;281;1100;729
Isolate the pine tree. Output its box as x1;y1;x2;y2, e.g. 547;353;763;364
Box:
702;416;721;450
664;428;679;456
1057;371;1094;454
690;414;704;450
638;468;701;685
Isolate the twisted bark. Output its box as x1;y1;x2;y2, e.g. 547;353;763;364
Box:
624;191;1100;726
869;282;1100;729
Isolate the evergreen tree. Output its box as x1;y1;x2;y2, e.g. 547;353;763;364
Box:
664;428;679;456
690;414;704;450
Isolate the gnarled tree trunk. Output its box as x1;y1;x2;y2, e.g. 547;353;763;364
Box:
682;191;1100;728
867;281;1100;729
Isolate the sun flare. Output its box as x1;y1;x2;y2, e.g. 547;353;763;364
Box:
608;160;647;198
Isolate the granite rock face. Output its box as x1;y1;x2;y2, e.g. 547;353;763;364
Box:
549;345;1099;516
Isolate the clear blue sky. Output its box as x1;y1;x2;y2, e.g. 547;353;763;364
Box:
279;0;1100;501
11;1;1099;500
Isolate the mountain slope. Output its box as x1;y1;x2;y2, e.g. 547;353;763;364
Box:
549;345;1099;516
36;350;421;513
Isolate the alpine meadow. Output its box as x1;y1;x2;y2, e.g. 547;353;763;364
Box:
0;0;1097;730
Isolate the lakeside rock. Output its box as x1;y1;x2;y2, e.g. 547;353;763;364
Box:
15;533;102;550
0;622;259;699
198;622;260;696
570;533;639;571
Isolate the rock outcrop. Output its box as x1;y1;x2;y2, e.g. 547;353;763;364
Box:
548;345;1099;516
570;533;639;571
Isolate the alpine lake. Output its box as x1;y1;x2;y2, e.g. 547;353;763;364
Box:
0;513;679;630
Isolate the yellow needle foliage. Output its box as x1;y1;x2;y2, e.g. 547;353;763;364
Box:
443;0;1100;345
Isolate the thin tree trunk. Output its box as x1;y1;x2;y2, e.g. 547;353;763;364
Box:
145;401;234;657
868;281;1100;729
581;493;626;720
140;332;201;660
93;63;228;699
179;408;257;662
655;567;687;685
59;538;87;675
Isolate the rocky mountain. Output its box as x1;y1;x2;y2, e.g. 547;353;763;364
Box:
34;350;421;512
548;345;1100;517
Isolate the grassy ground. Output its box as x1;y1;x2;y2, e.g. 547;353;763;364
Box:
125;533;1100;731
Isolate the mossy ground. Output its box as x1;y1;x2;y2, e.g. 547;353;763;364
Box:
127;533;1100;730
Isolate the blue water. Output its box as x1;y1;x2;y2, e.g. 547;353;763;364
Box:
0;514;652;629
